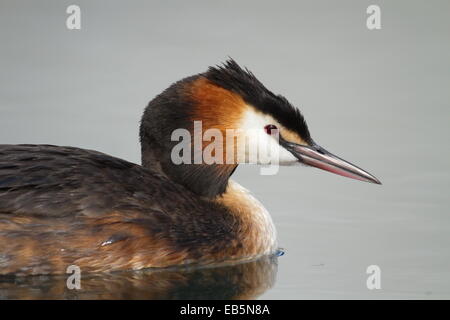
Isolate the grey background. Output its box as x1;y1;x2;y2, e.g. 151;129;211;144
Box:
1;0;449;298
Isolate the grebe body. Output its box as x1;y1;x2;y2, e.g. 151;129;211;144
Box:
0;145;275;275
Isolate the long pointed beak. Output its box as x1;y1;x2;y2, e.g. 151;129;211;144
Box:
282;140;381;184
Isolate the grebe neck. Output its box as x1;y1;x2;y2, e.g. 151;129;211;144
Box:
141;137;238;198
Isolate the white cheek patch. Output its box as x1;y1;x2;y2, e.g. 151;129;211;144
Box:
238;107;299;165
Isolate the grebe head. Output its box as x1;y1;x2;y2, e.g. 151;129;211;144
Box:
140;59;380;197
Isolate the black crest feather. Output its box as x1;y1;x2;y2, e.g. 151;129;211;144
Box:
205;59;311;143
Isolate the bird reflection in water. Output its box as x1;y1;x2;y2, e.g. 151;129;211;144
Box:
0;254;278;299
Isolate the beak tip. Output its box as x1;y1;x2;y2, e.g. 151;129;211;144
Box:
368;176;382;185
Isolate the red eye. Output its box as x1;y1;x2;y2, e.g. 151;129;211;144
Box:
264;124;278;135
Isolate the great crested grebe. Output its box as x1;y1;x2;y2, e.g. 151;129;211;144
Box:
0;59;380;275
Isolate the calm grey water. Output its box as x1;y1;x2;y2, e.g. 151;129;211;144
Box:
0;0;449;299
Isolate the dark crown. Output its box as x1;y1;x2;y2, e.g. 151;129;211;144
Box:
205;59;311;143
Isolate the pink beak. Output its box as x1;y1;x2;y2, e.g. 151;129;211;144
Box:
285;140;381;184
